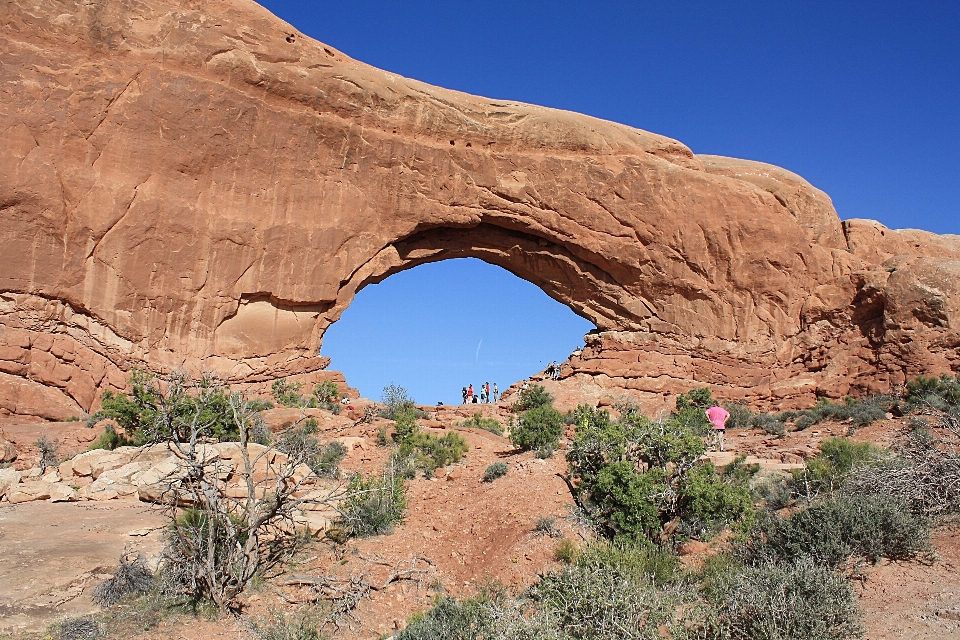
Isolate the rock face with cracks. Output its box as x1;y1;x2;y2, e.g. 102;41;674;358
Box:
1;0;958;418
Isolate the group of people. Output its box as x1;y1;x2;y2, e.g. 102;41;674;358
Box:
462;382;498;404
545;361;563;380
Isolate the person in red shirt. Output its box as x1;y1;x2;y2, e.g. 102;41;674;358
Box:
705;403;730;452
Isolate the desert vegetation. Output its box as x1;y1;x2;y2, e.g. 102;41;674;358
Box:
401;379;960;640
39;374;960;640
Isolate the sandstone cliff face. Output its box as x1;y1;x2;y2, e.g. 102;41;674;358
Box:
1;0;957;417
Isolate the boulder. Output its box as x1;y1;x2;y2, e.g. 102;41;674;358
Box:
7;480;55;503
0;438;16;463
0;467;22;500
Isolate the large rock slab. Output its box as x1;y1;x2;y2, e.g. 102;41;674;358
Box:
0;0;958;416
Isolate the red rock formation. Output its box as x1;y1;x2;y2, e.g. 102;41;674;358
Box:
0;0;957;418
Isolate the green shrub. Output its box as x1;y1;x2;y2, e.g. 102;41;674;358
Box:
483;461;508;482
511;405;564;451
88;424;132;451
394;431;469;477
751;413;786;436
554;538;579;563
458;412;503;435
795;437;886;497
312;380;339;405
741;494;930;568
723;401;753;430
567;408;754;541
674;387;715;434
678;462;755;540
89;369;252;444
271;378;306;408
903;373;960;411
529;541;681;640
695;558;864;640
394;407;420;442
338;465;407;537
379;383;430;420
511;384;553;412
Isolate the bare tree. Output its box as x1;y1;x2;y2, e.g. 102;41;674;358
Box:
137;372;349;612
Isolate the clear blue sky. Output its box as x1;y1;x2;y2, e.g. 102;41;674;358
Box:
258;0;960;405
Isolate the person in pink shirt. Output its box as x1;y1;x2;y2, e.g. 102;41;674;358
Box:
705;403;730;452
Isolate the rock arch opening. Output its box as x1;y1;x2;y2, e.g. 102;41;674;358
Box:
320;257;595;405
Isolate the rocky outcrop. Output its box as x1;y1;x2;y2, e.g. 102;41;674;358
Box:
0;0;958;416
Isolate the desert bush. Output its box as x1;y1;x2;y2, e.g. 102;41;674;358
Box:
842;425;960;518
271;378;306;408
566;407;752;541
93;552;154;607
312;380;340;405
338;463;407;537
87;369;267;444
673;387;714;434
245;607;323;640
379;383;431;420
693;557;864;640
741;494;930;569
35;434;60;471
511;384;553;412
483;461;508;482
903;373;960;411
250;422;273;446
529;542;682;640
511;404;564;451
534;515;562;538
554;538;579;563
790;395;893;432
88;423;132;451
751;413;786;436
458;411;503;435
535;444;555;459
276;426;348;479
794;437;886;498
138;374;349;612
722;401;753;430
677;461;755;540
393;430;469;477
398;584;555;640
57;617;104;640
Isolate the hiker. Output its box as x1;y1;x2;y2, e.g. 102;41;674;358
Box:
705;402;730;452
467;383;474;403
479;386;487;403
462;386;468;404
492;382;498;402
553;363;562;380
472;392;479;404
484;382;491;404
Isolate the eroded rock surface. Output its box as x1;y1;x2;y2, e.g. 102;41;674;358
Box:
1;0;958;416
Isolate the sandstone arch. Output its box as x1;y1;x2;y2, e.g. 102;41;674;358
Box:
1;0;958;419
